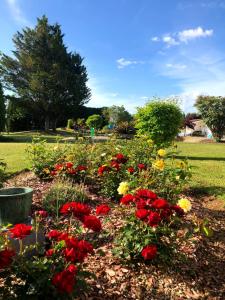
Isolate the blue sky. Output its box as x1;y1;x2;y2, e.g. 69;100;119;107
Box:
0;0;225;113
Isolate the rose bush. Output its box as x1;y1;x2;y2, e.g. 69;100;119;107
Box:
113;188;192;262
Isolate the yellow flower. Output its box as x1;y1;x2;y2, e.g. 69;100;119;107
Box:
176;175;180;180
117;181;129;195
157;149;166;157
177;198;192;213
153;159;165;171
43;168;50;174
53;146;59;151
177;161;186;169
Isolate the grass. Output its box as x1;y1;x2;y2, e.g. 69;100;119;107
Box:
176;142;225;199
0;143;30;174
1;132;225;200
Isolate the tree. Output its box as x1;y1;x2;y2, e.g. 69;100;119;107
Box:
135;98;183;146
0;16;91;131
195;95;225;141
0;82;5;132
86;114;103;129
102;105;132;125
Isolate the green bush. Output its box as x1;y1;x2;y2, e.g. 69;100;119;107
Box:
67;119;74;129
135;99;183;146
86;114;103;129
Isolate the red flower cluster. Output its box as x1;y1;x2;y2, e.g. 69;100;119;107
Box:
96;204;111;215
64;237;93;263
59;202;102;232
10;224;32;239
98;165;111;176
51;162;87;177
60;202;91;220
120;189;184;227
0;248;16;269
141;245;157;260
52;264;77;294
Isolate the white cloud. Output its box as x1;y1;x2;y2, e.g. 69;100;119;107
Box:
152;36;160;42
6;0;30;25
153;27;213;47
116;57;144;69
163;35;179;47
166;63;187;70
178;27;213;43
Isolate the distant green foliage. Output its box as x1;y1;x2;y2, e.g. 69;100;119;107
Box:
102;105;132;125
196;95;225;141
86;114;103;129
135;99;183;146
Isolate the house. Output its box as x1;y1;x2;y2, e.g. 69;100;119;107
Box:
182;119;212;137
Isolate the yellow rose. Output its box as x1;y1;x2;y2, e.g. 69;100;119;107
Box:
176;175;180;180
157;149;166;157
117;181;129;195
43;168;50;174
153;159;165;171
177;198;192;213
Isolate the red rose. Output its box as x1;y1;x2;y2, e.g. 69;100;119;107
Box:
47;230;62;240
0;248;15;269
171;205;184;217
35;210;48;218
83;215;102;232
66;162;73;169
60;202;91;220
141;245;157;260
45;249;54;257
148;211;161;227
77;165;87;171
10;224;32;239
66;264;77;274
67;168;77;175
138;163;146;170
135;209;149;220
98;165;110;175
78;240;94;254
52;268;76;294
110;160;120;171
50;170;57;176
152;199;168;209
135;189;157;200
160;208;172;220
120;194;135;205
65;237;79;248
55;164;63;171
115;153;128;164
136;199;147;209
96;204;111;215
127;167;135;174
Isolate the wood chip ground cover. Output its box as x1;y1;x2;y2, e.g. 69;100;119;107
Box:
3;172;225;299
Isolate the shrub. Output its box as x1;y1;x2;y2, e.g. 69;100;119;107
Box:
67;119;74;129
135;98;183;146
113;189;191;262
43;180;89;216
86;114;103;129
113;121;136;135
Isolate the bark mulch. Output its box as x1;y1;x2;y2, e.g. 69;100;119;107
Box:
4;172;225;300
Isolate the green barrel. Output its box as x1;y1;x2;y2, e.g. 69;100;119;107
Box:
0;187;33;225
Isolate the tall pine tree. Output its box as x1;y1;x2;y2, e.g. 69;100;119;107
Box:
0;82;5;132
0;16;91;130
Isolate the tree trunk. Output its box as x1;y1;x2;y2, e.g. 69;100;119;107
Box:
45;116;50;131
52;119;57;132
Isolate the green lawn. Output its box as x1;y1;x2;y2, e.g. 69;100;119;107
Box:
1;137;225;199
0;143;29;174
176;142;225;199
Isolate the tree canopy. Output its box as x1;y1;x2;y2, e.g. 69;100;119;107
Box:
0;82;5;132
195;95;225;140
86;114;103;129
0;16;91;131
135;98;183;146
102;105;132;125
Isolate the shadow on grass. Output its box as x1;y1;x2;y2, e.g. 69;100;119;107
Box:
176;155;225;161
186;186;225;199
